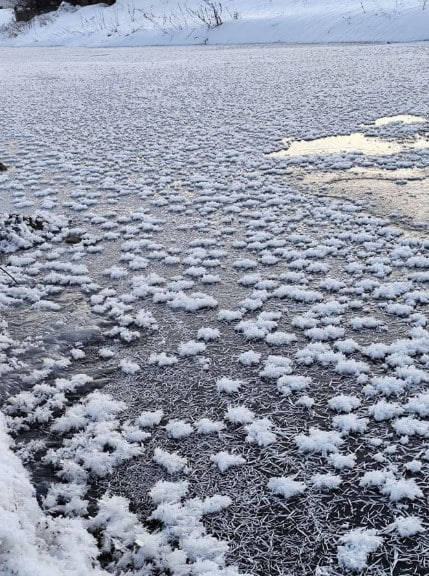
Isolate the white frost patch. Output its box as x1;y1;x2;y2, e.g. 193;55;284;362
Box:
153;448;188;474
260;355;293;378
99;347;114;359
135;309;158;330
47;392;142;479
225;406;255;424
371;376;407;396
149;352;178;367
244;418;277;446
210;451;246;472
165;420;193;439
178;340;206;357
337;529;383;571
332;414;368;435
360;471;423;502
392;416;429;437
406;392;429;417
392;516;425;538
168;291;217;312
369;400;404;421
311;473;342;490
296;395;315;409
149;480;189;504
268;476;306;499
137;410;164;428
305;325;345;342
70;348;85;360
328;453;356;470
195;418;225;435
119;358;140;374
197;327;220;341
103;265;128;280
277;375;311;396
238;350;261;366
217;309;243;323
266;331;297;346
216;377;243;393
295;427;343;454
328;395;361;413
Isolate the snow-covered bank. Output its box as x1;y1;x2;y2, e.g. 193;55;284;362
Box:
0;7;13;27
1;0;429;47
0;413;105;576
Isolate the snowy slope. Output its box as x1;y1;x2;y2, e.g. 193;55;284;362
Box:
0;0;428;46
0;7;13;27
0;414;105;575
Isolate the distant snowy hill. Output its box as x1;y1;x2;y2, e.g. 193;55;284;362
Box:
0;0;428;46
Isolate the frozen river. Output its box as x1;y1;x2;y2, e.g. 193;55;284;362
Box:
0;45;429;576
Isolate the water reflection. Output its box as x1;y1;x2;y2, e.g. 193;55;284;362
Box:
271;132;404;157
270;115;428;158
374;114;426;126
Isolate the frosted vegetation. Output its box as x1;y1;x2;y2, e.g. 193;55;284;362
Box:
0;44;428;575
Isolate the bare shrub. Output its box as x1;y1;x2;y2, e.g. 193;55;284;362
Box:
187;0;223;29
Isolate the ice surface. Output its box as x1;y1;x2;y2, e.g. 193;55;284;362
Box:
0;44;428;576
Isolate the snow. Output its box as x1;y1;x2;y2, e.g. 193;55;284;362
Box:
216;377;243;394
195;418;225;434
277;374;310;396
295;427;344;455
268;476;307;500
178;339;207;356
137;410;164;428
328;453;356;470
210;451;246;472
149;480;189;504
392;516;425;538
197;327;220;341
165;419;194;438
238;350;261;366
311;473;342;490
225;406;255;424
328;395;361;413
119;358;140;374
153;448;188;474
381;477;423;502
337;529;383;571
244;418;277;446
0;0;428;48
0;413;105;576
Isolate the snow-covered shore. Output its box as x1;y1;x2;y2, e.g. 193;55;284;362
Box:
0;0;428;47
0;413;106;576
